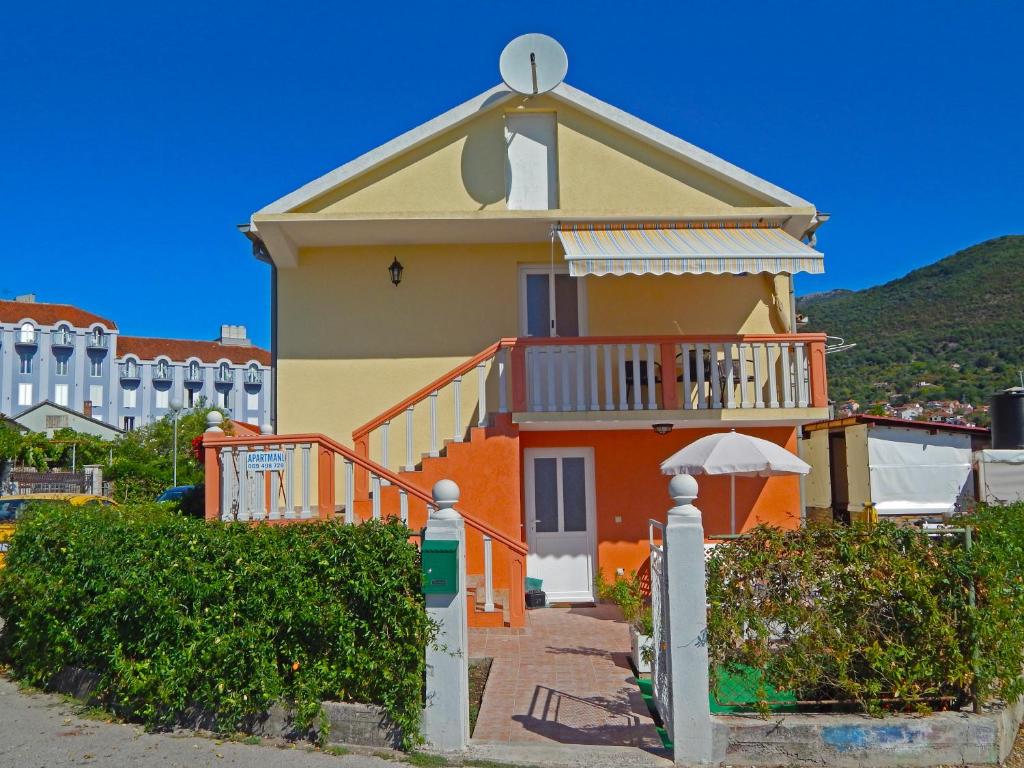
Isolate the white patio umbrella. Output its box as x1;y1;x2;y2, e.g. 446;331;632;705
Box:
659;430;811;534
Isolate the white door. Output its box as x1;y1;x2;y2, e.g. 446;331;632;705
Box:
524;448;597;602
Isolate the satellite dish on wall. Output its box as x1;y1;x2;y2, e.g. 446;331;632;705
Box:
499;34;568;96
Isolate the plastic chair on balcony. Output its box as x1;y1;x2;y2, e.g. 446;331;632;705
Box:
624;360;662;404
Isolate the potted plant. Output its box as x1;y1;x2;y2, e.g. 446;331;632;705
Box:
596;570;654;673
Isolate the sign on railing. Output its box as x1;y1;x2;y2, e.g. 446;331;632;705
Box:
246;450;286;472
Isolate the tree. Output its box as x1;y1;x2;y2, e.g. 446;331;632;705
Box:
105;406;231;503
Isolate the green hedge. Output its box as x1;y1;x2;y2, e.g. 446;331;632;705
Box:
706;505;1024;714
0;504;433;746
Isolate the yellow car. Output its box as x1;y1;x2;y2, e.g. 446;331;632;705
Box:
0;493;118;567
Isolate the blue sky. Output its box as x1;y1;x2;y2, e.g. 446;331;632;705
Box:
2;1;1021;348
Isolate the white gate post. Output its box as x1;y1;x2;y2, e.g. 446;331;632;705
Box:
422;479;469;751
665;474;716;766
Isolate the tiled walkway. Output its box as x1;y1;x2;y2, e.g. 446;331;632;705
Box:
469;604;663;748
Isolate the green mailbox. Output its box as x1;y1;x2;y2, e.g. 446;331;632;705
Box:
421;539;459;594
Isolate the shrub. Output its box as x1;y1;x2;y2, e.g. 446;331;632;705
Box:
705;509;1024;714
0;503;433;746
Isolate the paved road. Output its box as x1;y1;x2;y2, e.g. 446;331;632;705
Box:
0;676;404;768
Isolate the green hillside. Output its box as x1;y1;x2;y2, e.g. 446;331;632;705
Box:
798;235;1024;412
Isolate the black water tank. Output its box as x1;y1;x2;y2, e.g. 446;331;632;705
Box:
991;387;1024;449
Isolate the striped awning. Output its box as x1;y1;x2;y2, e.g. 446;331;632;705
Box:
557;221;824;277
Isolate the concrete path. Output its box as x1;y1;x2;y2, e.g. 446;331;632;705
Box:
0;675;401;768
468;604;664;751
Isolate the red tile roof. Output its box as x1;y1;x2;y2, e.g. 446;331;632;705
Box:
117;336;271;366
0;300;117;329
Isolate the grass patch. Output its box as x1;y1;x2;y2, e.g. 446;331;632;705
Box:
405;752;448;767
468;657;492;736
323;745;350;756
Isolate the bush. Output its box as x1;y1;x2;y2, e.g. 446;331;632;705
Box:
0;503;433;746
705;509;1024;714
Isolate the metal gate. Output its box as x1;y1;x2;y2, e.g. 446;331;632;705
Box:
649;519;673;741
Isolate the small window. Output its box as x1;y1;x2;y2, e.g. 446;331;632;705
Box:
90;359;102;377
46;414;69;429
89;384;103;407
123;416;135;431
186;388;196;407
55;358;68;376
216;390;228;408
122;388;137;408
54;384;69;407
18;383;33;406
247;392;259;411
19;355;32;375
155;388;169;409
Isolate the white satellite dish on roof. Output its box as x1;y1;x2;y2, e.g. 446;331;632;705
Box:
499;34;568;95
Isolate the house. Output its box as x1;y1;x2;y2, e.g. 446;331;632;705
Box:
13;400;124;440
221;38;830;622
0;295;272;430
801;415;990;525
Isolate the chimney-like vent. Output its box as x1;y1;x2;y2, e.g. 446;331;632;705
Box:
218;324;251;347
83;400;93;417
15;293;36;303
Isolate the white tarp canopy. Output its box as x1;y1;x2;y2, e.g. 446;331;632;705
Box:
975;449;1024;505
660;430;810;533
866;426;973;517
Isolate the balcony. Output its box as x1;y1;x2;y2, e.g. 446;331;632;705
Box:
86;333;108;351
185;367;204;384
353;333;830;474
119;364;141;382
215;369;235;384
14;331;37;348
245;369;263;386
509;334;828;424
152;366;172;383
50;331;75;349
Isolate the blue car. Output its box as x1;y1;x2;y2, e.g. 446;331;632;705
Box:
156;485;195;502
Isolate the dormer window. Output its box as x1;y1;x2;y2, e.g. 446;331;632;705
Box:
155;360;170;379
217;362;232;382
18;323;36;344
87;328;107;349
246;365;262;385
187;361;201;382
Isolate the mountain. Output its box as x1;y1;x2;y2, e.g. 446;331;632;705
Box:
797;235;1024;413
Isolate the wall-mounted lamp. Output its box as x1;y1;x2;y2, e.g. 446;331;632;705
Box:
652;423;673;436
388;257;404;286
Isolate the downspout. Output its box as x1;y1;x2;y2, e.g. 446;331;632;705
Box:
239;224;277;431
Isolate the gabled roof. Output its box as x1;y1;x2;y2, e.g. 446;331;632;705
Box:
117;336;270;366
13;400;125;434
256;82;813;216
0;299;117;329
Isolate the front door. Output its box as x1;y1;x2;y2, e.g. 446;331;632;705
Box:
524;448;597;602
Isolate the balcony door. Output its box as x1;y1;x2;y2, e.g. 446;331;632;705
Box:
524;448;597;603
520;266;588;411
519;265;586;338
